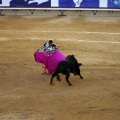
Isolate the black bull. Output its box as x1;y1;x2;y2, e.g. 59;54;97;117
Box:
50;55;83;86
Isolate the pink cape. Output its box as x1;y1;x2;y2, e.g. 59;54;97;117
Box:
34;49;66;74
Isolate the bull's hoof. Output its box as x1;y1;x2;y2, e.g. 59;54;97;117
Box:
74;73;76;76
69;84;72;86
80;76;83;79
57;79;61;81
50;83;54;86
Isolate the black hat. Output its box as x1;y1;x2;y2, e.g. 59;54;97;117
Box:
49;40;53;43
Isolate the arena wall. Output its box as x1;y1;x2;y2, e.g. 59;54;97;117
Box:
0;0;120;16
0;8;120;17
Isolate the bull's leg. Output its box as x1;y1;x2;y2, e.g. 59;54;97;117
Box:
65;72;72;86
79;70;83;79
50;72;57;84
77;69;83;79
57;74;61;81
80;74;83;79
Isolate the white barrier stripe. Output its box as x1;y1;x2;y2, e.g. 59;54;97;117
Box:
0;30;120;35
0;8;120;11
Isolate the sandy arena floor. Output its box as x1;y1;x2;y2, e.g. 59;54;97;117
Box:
0;15;120;120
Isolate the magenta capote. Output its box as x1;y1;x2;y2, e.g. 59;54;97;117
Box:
34;48;66;74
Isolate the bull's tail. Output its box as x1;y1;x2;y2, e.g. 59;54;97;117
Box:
78;63;84;66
